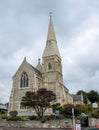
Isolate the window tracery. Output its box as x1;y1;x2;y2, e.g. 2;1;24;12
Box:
20;72;28;88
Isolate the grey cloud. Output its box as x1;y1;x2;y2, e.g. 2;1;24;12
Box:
0;0;99;103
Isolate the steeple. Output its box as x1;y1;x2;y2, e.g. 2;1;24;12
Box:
42;13;61;58
42;14;64;105
47;12;56;41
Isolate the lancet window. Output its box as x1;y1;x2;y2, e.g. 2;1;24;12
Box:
48;63;52;69
20;72;28;88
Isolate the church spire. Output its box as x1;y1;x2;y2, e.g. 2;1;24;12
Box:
42;13;61;58
47;12;56;42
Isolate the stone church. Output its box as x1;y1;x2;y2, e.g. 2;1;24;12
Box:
8;15;73;116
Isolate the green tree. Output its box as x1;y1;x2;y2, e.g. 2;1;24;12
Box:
87;90;99;103
84;104;92;114
76;90;87;95
21;88;56;118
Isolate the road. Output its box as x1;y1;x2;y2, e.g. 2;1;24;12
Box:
2;127;88;130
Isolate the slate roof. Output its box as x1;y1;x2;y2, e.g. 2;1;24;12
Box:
30;64;42;77
73;95;81;102
63;85;69;92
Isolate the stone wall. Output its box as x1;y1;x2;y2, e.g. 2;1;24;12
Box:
89;118;99;127
1;118;99;128
0;119;72;128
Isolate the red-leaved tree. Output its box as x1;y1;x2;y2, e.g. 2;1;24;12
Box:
21;88;56;117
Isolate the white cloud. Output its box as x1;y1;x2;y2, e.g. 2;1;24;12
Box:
0;0;99;103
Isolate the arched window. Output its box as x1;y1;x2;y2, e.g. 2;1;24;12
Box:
48;63;52;69
20;72;28;88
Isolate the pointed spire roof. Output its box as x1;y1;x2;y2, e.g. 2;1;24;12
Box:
36;58;42;72
47;12;56;41
42;13;61;59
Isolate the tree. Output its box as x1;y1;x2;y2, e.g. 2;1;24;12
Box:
63;104;75;116
21;88;56;117
87;90;99;103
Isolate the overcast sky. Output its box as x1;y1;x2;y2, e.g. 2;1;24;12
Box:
0;0;99;103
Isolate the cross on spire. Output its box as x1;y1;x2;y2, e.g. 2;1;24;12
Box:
50;12;52;19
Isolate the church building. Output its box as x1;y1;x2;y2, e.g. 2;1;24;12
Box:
8;15;73;116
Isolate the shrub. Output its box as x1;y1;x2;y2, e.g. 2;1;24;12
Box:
85;104;92;114
89;112;99;118
6;116;30;121
17;116;29;121
45;115;55;120
7;116;21;121
29;115;37;120
1;114;7;119
9;110;18;117
35;116;41;120
0;114;7;119
41;117;46;123
0;110;7;114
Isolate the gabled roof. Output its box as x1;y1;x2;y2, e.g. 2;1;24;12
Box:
13;57;42;78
